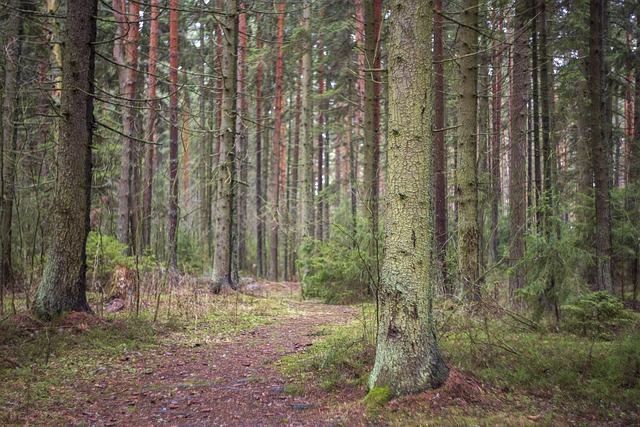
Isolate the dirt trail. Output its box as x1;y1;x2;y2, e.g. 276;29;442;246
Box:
70;284;361;426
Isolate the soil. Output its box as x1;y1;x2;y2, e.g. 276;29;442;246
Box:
54;282;367;426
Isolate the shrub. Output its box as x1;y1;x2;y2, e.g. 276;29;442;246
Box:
561;291;632;339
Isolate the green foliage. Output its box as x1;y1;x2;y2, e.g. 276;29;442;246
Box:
86;232;158;279
519;219;591;317
562;291;632;339
439;306;640;424
297;238;373;304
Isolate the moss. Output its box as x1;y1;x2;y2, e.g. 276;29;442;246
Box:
364;386;390;411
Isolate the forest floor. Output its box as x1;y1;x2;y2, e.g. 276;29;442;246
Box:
1;279;638;426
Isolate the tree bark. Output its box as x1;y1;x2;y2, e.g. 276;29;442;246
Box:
300;0;314;241
589;0;613;293
363;0;382;237
213;0;239;290
456;0;481;301
236;1;248;272
509;0;529;303
168;0;179;273
33;0;97;319
142;0;159;252
369;0;449;397
255;13;265;277
433;0;448;292
268;1;285;281
1;0;24;300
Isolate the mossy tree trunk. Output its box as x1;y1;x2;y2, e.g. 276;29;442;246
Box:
368;0;449;397
456;0;481;300
33;0;98;320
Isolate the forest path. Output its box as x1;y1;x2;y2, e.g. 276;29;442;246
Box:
71;282;363;427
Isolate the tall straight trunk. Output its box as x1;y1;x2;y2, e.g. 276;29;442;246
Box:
509;0;529;303
255;13;265;276
1;0;24;300
531;0;541;228
142;0;159;252
456;0;480;300
268;1;285;281
363;0;382;237
323;128;330;242
182;91;190;193
315;38;325;242
289;60;302;279
213;0;239;290
369;0;449;395
489;15;503;266
168;0;179;272
34;0;97;319
114;0;140;252
539;0;553;231
197;4;209;260
300;0;314;241
434;0;448;291
631;29;640;308
236;1;248;272
589;0;613;293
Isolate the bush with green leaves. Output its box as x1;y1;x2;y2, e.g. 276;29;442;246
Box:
86;232;158;280
297;238;374;304
561;291;633;339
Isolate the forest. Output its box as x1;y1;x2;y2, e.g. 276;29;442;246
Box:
1;0;640;425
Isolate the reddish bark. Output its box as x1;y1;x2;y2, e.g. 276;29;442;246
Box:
168;0;179;272
255;13;264;277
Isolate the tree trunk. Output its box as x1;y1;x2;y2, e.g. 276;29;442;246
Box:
142;0;159;253
300;0;314;241
456;0;481;301
255;13;265;277
1;0;24;301
236;1;248;273
168;0;179;273
268;1;285;281
363;0;382;238
489;25;503;266
369;0;449;397
508;0;529;303
433;0;448;292
33;0;97;319
589;0;613;293
213;0;239;290
315;38;325;242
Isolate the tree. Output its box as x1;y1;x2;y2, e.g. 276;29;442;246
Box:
212;0;239;290
168;0;180;273
509;0;529;303
368;0;449;397
1;0;24;305
300;0;314;241
456;0;481;300
589;0;613;293
33;0;98;319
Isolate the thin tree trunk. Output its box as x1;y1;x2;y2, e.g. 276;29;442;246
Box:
434;0;448;292
236;1;248;273
315;38;325;242
213;0;239;290
1;0;24;302
589;0;613;293
531;0;541;229
255;13;265;277
300;0;314;241
268;1;285;281
509;0;529;303
363;0;382;238
489;14;503;266
456;0;481;300
168;0;180;273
